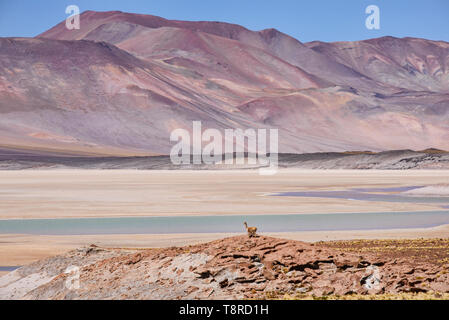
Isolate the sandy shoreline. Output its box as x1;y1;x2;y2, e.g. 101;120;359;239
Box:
1;169;449;219
1;224;449;267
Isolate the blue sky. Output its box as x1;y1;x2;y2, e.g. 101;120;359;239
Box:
0;0;448;42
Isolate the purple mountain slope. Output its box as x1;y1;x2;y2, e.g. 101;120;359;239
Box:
0;11;447;155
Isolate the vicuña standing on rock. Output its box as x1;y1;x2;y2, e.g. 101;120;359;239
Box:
244;222;257;238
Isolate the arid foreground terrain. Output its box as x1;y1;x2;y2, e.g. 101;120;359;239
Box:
1;235;448;300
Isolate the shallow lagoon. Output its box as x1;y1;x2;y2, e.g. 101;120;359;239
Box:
1;211;449;235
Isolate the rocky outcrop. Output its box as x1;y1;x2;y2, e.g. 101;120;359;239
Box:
1;236;449;300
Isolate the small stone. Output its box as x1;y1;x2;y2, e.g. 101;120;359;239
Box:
263;269;276;281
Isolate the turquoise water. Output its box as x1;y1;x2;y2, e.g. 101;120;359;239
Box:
0;211;449;235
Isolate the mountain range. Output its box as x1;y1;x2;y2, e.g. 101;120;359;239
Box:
0;10;448;156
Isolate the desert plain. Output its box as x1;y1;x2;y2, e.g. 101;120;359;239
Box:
1;169;449;274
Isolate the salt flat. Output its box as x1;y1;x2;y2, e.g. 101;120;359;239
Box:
1;169;449;219
1;169;449;267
